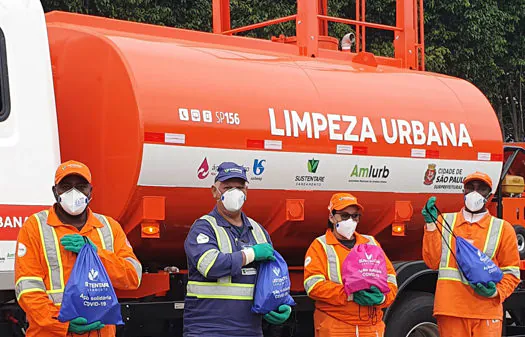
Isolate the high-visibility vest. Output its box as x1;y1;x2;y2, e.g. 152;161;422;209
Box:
186;215;268;301
304;234;397;295
438;213;520;283
14;210;142;305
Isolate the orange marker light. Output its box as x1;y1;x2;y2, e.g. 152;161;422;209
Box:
392;223;405;237
141;222;160;238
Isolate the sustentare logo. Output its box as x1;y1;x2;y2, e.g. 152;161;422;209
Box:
307;159;320;173
295;158;325;187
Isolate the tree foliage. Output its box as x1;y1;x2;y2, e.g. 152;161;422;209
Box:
40;0;524;140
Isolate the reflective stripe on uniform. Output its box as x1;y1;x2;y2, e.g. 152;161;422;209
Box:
387;274;397;286
439;213;457;270
438;213;504;283
362;235;377;246
484;217;504;259
304;274;325;295
125;257;143;284
15;277;46;300
34;211;64;304
193;215;262;296
247;217;268;244
94;213;115;252
200;215;232;283
47;290;64;305
316;235;342;284
186;281;254;300
501;266;520;278
197;249;220;278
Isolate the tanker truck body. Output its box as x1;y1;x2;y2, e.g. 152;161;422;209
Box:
1;0;525;336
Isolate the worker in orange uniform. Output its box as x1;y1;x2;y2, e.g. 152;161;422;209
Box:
14;160;142;337
422;171;520;337
303;192;398;337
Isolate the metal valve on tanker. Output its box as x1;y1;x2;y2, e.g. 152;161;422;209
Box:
341;32;356;51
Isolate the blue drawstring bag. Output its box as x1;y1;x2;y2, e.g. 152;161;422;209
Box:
58;238;124;325
251;250;296;315
455;236;503;286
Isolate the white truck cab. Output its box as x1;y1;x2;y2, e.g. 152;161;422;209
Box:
0;0;61;291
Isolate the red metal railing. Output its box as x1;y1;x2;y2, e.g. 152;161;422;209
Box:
212;0;425;71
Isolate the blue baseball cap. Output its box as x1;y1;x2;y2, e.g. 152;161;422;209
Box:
215;162;248;182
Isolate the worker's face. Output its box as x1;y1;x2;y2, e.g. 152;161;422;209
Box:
53;174;92;198
330;205;361;225
464;180;491;198
212;178;248;213
212;178;247;198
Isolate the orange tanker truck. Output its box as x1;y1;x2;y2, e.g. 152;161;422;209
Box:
1;0;525;336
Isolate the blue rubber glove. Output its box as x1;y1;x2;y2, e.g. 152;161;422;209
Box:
353;286;385;306
68;317;104;334
263;305;292;325
252;243;276;262
422;196;438;223
470;281;497;298
60;234;97;254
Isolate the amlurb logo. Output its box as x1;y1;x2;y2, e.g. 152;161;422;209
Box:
308;159;319;173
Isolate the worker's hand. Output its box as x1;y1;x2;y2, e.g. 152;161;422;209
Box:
422;196;438;223
68;317;104;334
470;281;498;298
252;243;276;262
263;305;292;325
60;234;97;254
353;286;385;306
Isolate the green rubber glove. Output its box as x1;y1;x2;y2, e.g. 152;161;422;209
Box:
252;243;276;262
263;305;292;325
470;281;497;298
422;196;438;223
353;286;385;306
68;317;104;334
60;234;97;254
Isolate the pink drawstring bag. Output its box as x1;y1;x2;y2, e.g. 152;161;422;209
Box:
342;243;390;295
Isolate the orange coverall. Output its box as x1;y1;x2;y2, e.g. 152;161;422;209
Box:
423;210;520;337
14;206;142;337
304;229;398;337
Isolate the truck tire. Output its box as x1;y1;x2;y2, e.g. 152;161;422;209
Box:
513;225;525;260
385;291;439;337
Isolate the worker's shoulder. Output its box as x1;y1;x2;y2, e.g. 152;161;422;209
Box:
190;215;220;232
92;212;123;230
20;211;43;231
496;216;515;233
359;233;380;245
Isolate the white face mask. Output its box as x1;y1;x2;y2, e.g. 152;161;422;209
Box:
335;218;358;240
58;188;89;216
220;188;246;213
464;191;487;213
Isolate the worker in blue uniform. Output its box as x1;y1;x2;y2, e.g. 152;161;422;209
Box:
183;162;292;337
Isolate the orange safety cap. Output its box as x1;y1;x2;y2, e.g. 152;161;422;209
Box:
54;160;92;185
328;192;364;213
463;171;492;189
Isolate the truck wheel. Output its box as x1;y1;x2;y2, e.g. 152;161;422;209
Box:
513;225;525;259
385;291;438;337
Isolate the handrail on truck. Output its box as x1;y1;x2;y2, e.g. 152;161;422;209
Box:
211;0;425;71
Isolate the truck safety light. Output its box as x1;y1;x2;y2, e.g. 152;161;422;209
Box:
392;223;406;237
141;222;160;238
